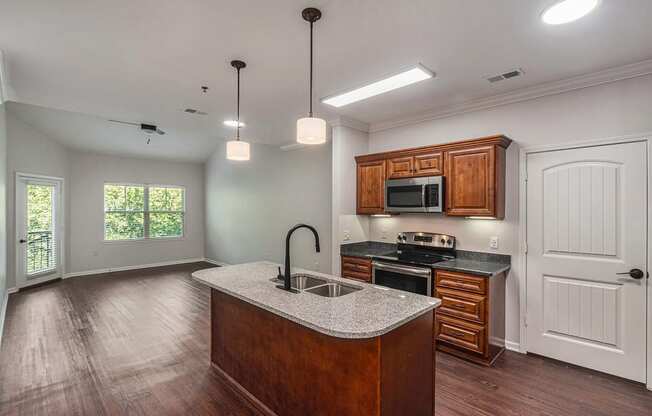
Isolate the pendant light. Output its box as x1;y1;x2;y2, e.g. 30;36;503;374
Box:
226;60;250;161
297;7;327;145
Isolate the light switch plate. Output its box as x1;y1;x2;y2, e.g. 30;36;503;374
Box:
343;230;351;241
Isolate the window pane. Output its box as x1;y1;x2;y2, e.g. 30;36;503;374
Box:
150;213;183;238
104;212;144;240
27;184;55;274
104;185;125;211
126;186;145;211
149;187;184;211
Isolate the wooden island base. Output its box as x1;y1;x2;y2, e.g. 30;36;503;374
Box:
210;290;435;416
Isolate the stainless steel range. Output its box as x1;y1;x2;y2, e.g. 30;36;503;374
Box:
372;232;456;296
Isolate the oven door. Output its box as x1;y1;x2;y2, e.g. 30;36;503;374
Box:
372;261;432;296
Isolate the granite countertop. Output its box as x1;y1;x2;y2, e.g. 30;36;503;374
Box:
340;242;511;277
192;261;441;340
433;258;510;277
340;241;397;258
433;250;510;276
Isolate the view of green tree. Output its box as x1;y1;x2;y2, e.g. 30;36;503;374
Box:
104;184;184;240
104;185;145;240
28;184;53;232
27;184;55;273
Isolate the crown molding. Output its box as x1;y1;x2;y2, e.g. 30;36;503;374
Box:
369;58;652;134
328;116;369;133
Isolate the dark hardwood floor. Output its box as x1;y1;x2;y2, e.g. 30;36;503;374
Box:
1;262;650;415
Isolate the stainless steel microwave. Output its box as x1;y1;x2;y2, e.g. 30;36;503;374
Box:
385;176;444;213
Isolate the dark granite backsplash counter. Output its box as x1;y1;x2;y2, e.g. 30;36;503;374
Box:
339;241;397;258
340;242;510;277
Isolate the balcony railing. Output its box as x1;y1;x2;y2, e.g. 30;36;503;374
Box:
27;230;54;274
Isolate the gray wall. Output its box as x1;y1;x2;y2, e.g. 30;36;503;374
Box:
366;73;652;347
68;150;205;273
205;142;332;273
5;110;70;288
0;103;7;314
5;108;205;286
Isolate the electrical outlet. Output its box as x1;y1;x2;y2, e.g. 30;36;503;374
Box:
489;236;499;250
380;228;389;240
343;230;351;241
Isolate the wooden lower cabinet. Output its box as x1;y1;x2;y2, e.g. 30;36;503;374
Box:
434;269;506;366
341;256;372;283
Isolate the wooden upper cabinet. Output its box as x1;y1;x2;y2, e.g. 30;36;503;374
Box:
386;156;414;179
356;160;386;214
355;135;511;218
445;144;506;219
387;152;442;179
413;152;443;176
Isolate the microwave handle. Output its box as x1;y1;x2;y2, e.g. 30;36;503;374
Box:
421;184;427;209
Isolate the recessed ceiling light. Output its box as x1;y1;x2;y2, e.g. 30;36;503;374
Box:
541;0;599;25
322;64;434;108
223;120;245;128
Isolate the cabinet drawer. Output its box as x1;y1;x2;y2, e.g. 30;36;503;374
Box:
436;315;486;354
341;269;371;282
386;156;414;179
341;256;372;282
413;152;442;176
435;270;487;294
435;287;486;324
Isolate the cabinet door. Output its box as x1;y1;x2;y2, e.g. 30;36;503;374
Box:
445;146;497;217
357;160;386;214
386;156;414;179
413;152;443;176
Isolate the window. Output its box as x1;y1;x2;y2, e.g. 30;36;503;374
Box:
104;184;185;241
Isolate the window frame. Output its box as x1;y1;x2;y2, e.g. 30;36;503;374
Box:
103;182;186;243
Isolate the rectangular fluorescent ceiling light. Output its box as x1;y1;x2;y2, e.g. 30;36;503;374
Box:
322;64;434;108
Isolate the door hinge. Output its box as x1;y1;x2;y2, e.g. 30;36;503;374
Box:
524;242;528;254
524;316;528;328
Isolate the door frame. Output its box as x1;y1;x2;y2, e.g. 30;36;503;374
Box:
15;172;66;289
518;132;652;389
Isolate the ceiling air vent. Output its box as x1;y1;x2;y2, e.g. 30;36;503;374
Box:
184;108;208;115
486;68;525;83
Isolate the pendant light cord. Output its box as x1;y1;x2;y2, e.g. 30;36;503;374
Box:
236;67;241;140
309;21;313;117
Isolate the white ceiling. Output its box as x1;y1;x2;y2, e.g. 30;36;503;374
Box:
2;0;652;161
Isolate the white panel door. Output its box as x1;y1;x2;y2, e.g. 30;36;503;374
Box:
16;175;63;288
526;141;647;382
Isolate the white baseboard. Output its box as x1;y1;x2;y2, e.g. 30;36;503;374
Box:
202;258;230;266
0;291;9;348
505;340;523;353
63;258;206;279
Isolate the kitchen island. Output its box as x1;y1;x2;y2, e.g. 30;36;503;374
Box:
192;261;441;416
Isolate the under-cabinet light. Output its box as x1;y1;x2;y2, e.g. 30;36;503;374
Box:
467;216;497;220
321;65;434;108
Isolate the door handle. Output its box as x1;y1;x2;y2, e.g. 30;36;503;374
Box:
19;239;27;244
616;269;646;280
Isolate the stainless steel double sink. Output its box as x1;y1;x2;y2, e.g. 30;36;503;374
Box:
272;274;362;298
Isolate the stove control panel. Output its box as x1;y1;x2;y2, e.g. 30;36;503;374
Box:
397;232;455;249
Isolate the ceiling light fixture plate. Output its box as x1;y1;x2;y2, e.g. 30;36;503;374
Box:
231;60;246;70
302;7;322;23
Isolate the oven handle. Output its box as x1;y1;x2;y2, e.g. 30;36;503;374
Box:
372;261;432;278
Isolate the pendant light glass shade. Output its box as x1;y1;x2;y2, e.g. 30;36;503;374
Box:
226;139;250;161
297;8;326;145
226;60;249;161
297;116;326;144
